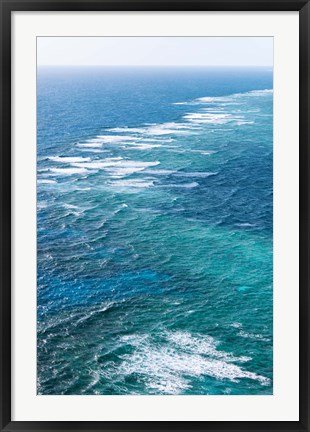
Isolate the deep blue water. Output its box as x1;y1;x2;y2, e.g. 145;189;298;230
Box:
37;67;273;395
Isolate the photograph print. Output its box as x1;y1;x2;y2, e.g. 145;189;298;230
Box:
37;36;273;396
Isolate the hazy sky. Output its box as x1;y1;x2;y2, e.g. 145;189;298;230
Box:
37;37;273;67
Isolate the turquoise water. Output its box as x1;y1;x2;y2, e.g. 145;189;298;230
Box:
37;67;273;395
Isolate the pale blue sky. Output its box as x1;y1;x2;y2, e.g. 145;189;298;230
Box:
37;37;273;67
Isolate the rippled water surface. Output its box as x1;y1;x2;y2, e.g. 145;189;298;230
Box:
37;67;273;395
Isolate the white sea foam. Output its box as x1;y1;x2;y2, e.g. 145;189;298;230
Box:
196;96;232;103
184;112;243;124
189;150;215;155
72;158;159;170
230;322;242;329
169;149;214;156
242;89;273;97
144;122;195;135
69;159;160;178
125;143;162;150
63;203;79;210
85;138;106;143
109;179;154;188
62;210;82;218
181;89;273;106
109;123;195;136
236;121;255;126
37;179;57;184
166;331;250;362
107;127;146;133
174;171;218;178
108;126;184;136
72;158;123;170
48;156;91;163
143;138;175;143
110;331;269;394
106;129;176;144
48;167;89;176
116;160;160;168
159;182;199;189
105;160;160;178
104;167;146;177
37;202;48;209
142;169;176;176
201;89;272;101
96;135;139;143
78;148;108;153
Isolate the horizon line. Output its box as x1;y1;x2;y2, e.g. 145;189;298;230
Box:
37;64;273;68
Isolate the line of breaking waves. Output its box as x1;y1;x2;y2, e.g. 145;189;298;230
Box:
37;89;272;190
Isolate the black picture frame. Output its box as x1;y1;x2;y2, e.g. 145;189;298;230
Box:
1;1;309;431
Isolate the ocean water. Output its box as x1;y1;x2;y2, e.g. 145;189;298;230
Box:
37;67;273;395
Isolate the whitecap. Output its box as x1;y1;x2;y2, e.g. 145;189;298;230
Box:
63;203;79;210
236;121;255;126
196;96;232;103
37;201;48;209
189;150;216;155
72;158;123;170
144;122;196;135
84;138;106;143
48;167;89;176
104;167;146;177
109;179;154;188
48;156;91;163
96;135;139;144
242;89;273;97
107;127;147;134
142;169;176;176
166;331;250;362
159;182;199;189
37;179;57;184
174;171;217;178
110;123;196;136
107;125;188;136
125;143;162;150
184;112;243;124
184;89;273;105
106;129;176;143
87;159;160;178
230;322;242;329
